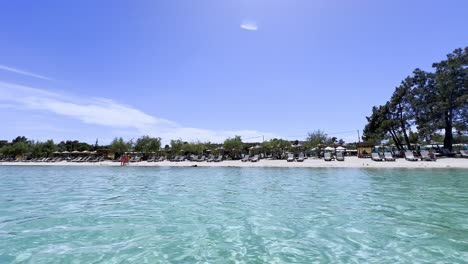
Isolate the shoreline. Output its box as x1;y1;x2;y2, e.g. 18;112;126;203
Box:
1;157;467;169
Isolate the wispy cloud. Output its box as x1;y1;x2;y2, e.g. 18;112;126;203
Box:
0;81;276;143
0;65;53;81
240;20;258;31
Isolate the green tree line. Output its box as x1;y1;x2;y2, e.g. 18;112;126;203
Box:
1;131;348;159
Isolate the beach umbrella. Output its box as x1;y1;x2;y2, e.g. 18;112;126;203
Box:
62;151;70;154
336;146;346;151
324;146;334;151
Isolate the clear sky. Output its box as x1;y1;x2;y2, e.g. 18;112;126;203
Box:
1;0;467;144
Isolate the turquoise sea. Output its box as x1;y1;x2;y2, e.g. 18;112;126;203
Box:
0;166;467;263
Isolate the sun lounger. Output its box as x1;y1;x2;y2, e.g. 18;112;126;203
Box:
241;155;250;162
371;153;383;161
324;152;333;161
80;156;93;162
297;153;305;162
178;156;186;162
441;148;456;157
420;150;436;161
384;152;395;161
250;155;259;162
405;151;418;161
336;152;344;161
461;150;468;158
214;155;223;162
287;153;295;162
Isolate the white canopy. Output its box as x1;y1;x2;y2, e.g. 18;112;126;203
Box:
336;146;346;151
324;146;334;151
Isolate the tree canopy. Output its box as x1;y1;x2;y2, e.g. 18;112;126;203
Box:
109;137;131;156
363;47;468;151
135;135;161;155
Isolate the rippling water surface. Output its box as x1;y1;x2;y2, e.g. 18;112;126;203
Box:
1;166;468;263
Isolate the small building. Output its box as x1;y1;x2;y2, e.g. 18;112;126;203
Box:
356;142;373;158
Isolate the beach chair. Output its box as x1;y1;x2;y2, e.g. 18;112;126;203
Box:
214;155;223;162
250;155;259;162
297;153;305;162
371;153;383;161
336;152;344;161
420;150;436;161
404;151;418;161
178;156;186;162
287;153;295;162
461;150;468;158
324;152;333;161
384;152;395;161
241;155;250;162
441;148;455;157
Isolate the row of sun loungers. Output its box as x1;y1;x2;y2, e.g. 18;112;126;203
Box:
163;155;225;162
147;156;166;162
287;153;305;162
69;156;105;162
23;157;63;162
369;151;437;162
323;152;345;161
241;155;260;162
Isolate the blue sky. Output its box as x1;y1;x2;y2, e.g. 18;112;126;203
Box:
1;0;467;144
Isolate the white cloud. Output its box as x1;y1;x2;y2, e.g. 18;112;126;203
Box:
240;21;258;31
0;65;53;81
0;81;276;143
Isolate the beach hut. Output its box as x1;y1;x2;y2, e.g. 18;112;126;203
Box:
357;142;373;158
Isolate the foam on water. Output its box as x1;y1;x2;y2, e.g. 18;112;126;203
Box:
0;166;468;263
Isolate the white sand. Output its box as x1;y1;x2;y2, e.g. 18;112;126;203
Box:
1;157;467;169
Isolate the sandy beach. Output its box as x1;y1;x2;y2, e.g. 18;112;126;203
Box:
1;157;467;169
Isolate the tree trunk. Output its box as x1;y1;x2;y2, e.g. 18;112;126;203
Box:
401;122;412;150
390;129;403;151
444;110;453;151
389;130;401;151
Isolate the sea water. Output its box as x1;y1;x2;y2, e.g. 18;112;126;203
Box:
0;166;467;263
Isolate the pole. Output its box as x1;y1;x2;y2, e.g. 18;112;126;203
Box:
357;130;361;143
